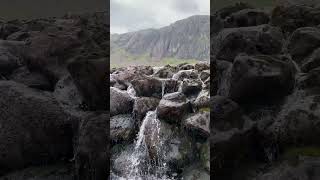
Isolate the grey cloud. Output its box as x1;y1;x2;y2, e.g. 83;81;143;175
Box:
111;0;162;33
111;0;209;34
172;0;200;13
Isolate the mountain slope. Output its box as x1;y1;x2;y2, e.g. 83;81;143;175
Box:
111;15;209;66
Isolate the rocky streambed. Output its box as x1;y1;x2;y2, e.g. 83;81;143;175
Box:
110;62;210;179
212;1;320;179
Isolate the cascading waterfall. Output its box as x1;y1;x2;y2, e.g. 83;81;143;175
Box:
161;80;166;98
127;84;137;99
112;79;179;180
118;110;174;180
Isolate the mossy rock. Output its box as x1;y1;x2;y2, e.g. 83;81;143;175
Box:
199;107;210;112
200;141;210;171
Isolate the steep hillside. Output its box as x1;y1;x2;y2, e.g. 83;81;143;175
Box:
111;15;209;67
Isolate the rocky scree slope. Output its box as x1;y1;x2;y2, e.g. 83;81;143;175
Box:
111;15;210;61
212;1;320;180
110;62;210;179
0;12;108;180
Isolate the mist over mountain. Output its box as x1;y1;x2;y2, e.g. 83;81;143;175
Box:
111;15;209;66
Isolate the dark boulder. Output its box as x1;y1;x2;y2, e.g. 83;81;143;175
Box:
253;157;320;180
195;62;210;71
111;66;153;88
211;96;256;179
288;27;320;64
215;60;233;97
143;112;196;172
0;164;73;180
131;76;162;98
0;22;21;39
266;91;320;147
229;54;295;105
183;112;210;139
157;92;191;124
24;31;82;82
224;9;270;28
110;87;134;116
132;97;160;122
110;114;135;143
6;31;30;41
301;48;320;72
297;67;320;93
132;76;179;98
75;112;108;180
215;2;253;20
213;25;284;62
180;78;202;96
172;69;198;81
199;70;210;82
153;65;178;78
9;66;53;91
53;75;84;115
181;164;210;180
179;64;194;70
271;1;320;33
211;124;256;179
211;96;249;131
0;40;25;76
68;58;108;110
193;90;210;109
0;81;75;174
162;79;180;96
110;74;127;90
111;145;135;178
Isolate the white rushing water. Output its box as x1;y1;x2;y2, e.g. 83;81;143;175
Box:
114;111;175;180
161;80;166;98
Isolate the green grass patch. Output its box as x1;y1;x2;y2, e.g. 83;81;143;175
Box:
110;48;200;68
284;146;320;158
283;146;320;166
161;57;198;66
199;107;210;112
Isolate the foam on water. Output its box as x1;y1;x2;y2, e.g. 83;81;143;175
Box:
114;111;175;180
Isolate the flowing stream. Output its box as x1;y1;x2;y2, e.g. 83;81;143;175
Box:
114;110;176;180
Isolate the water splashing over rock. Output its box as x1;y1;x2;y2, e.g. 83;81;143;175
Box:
113;111;174;180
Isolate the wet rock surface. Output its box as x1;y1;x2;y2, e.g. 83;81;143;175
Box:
110;62;210;179
0;12;109;179
212;1;320;180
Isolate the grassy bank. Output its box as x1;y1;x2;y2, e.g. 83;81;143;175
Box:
110;48;200;68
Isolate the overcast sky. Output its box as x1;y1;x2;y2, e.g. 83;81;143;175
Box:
111;0;210;34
